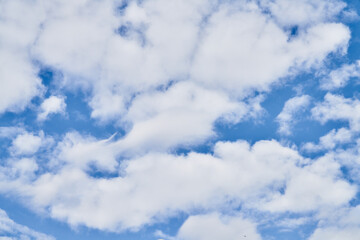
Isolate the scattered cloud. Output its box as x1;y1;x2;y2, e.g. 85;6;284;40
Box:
0;0;358;239
0;208;55;240
37;96;66;121
276;95;311;135
321;60;360;90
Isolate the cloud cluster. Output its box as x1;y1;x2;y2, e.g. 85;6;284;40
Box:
0;208;54;240
0;0;359;239
276;95;311;135
0;133;355;233
37;96;66;121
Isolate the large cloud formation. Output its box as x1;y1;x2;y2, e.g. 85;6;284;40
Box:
0;0;359;239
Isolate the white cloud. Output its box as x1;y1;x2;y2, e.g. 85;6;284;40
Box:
23;0;350;122
0;137;354;232
10;133;42;156
0;127;25;139
276;95;311;135
37;96;66;121
175;213;261;240
9;131;53;157
0;0;357;237
0;0;45;114
0;208;55;240
321;60;360;90
117;82;254;155
191;9;349;97
302;127;353;152
312;93;360;131
259;0;346;27
261;155;355;212
309;206;360;240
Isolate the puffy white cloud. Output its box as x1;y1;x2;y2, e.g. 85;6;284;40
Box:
10;133;42;156
0;208;55;240
309;206;360;240
312;93;360;131
259;0;346;27
321;60;360;90
191;8;349;96
0;0;357;237
0;0;45;114
117;82;255;155
9;131;53;156
302;127;353;152
175;213;261;240
261;155;355;212
0;137;354;232
37;96;66;121
19;0;349;122
0;127;25;139
276;95;311;135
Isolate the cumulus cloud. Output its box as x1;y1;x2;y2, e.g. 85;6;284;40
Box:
9;131;53;156
309;206;360;240
0;0;45;114
321;60;360;90
312;93;360;131
276;95;311;135
0;208;55;240
37;96;66;121
259;0;347;27
2;0;346;122
303;127;353;152
191;6;350;96
0;0;358;238
0;137;355;232
174;213;261;240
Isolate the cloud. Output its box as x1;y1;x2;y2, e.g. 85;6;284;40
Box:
302;127;353;152
37;96;66;121
309;206;360;240
259;0;347;27
0;137;355;232
19;0;349;123
276;95;311;135
0;208;55;240
0;0;45;114
174;213;261;240
117;82;256;155
0;0;358;238
191;6;350;97
9;131;53;156
321;60;360;90
312;93;360;131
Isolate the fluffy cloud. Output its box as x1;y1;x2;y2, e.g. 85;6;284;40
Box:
276;95;311;135
9;131;53;156
117;82;255;154
309;206;360;240
0;137;355;232
2;0;346;122
312;93;360;131
174;213;261;240
259;0;346;27
321;60;360;90
0;208;54;240
37;96;66;121
0;0;45;114
192;6;349;96
0;0;358;238
303;127;353;152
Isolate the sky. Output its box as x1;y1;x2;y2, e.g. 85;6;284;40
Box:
1;0;360;239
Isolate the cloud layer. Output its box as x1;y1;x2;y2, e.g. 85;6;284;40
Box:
0;0;359;239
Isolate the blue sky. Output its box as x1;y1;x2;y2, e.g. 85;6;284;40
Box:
1;0;360;239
